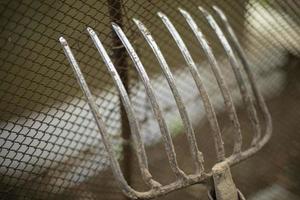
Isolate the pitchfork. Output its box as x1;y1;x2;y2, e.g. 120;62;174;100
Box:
59;6;272;200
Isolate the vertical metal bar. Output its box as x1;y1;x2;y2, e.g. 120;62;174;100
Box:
107;0;132;191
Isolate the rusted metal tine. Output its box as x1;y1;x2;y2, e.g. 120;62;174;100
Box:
158;11;223;172
133;18;208;176
173;7;240;155
212;6;272;165
213;6;272;146
59;37;137;198
111;23;187;180
59;6;273;199
180;8;239;160
200;7;262;148
86;27;161;188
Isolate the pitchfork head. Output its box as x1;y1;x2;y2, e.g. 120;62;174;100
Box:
59;6;271;199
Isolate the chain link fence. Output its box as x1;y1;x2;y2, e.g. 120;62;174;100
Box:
0;0;299;199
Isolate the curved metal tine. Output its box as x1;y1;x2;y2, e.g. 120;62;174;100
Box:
179;8;239;161
133;18;201;177
212;6;272;142
199;7;261;147
111;23;187;180
194;7;242;155
158;12;218;172
59;37;137;198
86;28;161;188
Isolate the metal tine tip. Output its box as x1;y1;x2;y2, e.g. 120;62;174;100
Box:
111;22;188;180
178;8;233;161
59;37;136;197
86;27;162;188
199;7;261;147
157;11;226;171
197;7;243;155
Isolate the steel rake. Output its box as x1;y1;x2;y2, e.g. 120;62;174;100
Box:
59;6;272;200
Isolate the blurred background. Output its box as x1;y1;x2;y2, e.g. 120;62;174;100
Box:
0;0;299;199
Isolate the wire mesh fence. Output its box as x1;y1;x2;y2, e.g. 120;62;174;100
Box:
0;0;299;199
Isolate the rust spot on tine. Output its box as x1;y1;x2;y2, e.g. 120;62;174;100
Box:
158;11;216;173
202;8;261;148
111;22;188;181
212;6;272;164
59;37;137;199
178;8;227;162
86;27;161;189
199;7;243;155
133;18;194;180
